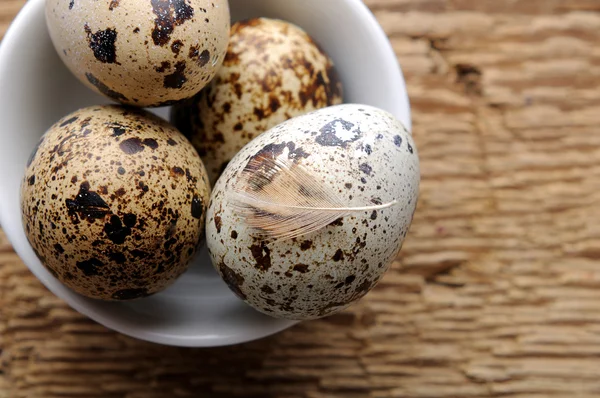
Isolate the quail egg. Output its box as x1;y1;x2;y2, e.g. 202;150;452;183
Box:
21;105;211;300
171;17;343;185
46;0;230;107
206;104;419;320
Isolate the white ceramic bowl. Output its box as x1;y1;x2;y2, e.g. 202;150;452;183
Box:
0;0;410;347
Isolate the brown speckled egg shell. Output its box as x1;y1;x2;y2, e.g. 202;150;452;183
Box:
171;17;343;185
206;104;420;320
20;105;211;300
46;0;230;107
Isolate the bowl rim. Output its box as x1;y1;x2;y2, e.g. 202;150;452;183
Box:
0;0;410;347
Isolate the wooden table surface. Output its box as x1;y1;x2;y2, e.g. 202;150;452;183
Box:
3;0;600;397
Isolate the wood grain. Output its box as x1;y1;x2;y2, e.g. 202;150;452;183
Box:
2;0;600;397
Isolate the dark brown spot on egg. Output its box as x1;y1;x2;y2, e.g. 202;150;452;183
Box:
123;213;137;228
85;73;128;102
231;230;238;239
143;138;158;149
167;138;177;146
269;96;281;113
104;215;132;244
191;195;203;219
119;137;144;154
108;251;126;264
109;0;119;10
171;166;185;177
171;39;183;55
198;49;210;67
214;214;222;233
293;264;309;273
250;242;272;271
261;285;275;295
54;243;64;254
254;107;265;120
315;119;361;147
185;168;197;184
69;0;74;9
219;262;246;300
213;132;225;143
133;27;140;33
394;135;402;147
223;48;241;66
65;182;111;223
76;257;104;276
408;143;414;154
333;249;344;262
300;240;312;251
164;237;177;250
151;0;194;47
117;167;126;175
233;83;243;99
131;249;148;259
234;122;243;131
112;288;149;300
164;61;187;89
138;181;149;193
359;163;373;176
84;24;119;64
155;61;171;73
27;175;35;185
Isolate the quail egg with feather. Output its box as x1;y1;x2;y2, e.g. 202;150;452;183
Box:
206;104;419;320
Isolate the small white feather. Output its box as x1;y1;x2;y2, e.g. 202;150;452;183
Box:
229;156;396;241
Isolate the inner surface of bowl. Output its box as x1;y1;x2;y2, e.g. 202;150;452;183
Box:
0;0;410;346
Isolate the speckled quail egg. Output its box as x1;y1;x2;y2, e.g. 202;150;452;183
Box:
46;0;230;107
171;17;343;185
206;104;419;320
21;105;211;300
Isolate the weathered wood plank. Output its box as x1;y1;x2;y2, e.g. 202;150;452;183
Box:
2;0;600;396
